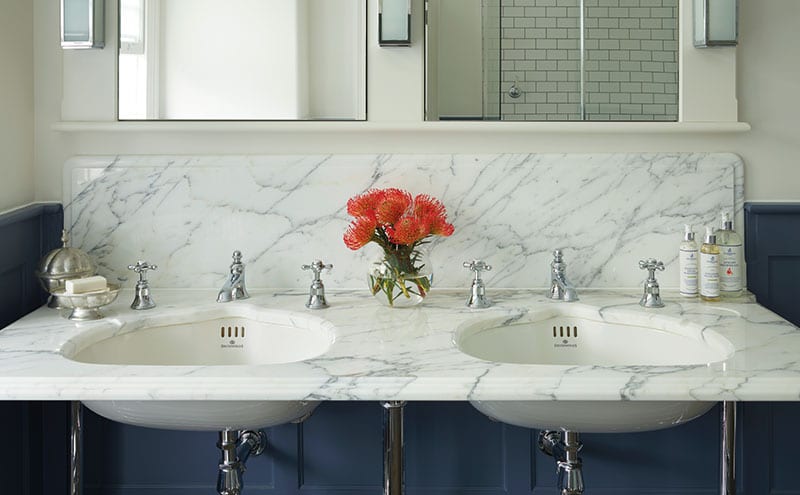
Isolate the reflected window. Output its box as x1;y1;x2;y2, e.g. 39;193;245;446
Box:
118;0;367;121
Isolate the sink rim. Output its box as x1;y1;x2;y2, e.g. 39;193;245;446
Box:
58;303;337;366
454;303;736;367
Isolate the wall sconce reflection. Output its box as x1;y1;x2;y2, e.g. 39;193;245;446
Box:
61;0;105;49
379;0;411;47
693;0;738;48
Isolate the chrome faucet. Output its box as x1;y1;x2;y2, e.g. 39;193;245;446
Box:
548;249;579;302
638;258;665;308
217;250;249;303
463;260;492;309
301;260;333;309
127;260;157;310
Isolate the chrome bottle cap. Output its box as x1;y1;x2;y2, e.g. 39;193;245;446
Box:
684;224;695;242
704;226;716;245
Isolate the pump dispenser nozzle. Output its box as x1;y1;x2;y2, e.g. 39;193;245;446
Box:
705;226;716;245
721;211;733;230
684;224;695;242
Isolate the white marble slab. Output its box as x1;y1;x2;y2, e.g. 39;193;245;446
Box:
64;153;744;290
0;289;797;402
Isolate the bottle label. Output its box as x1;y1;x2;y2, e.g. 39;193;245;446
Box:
700;252;720;298
679;247;698;296
719;243;743;293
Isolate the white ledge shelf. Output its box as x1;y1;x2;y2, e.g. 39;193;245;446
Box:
52;121;751;134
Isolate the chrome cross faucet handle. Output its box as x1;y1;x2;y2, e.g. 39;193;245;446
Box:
638;258;665;308
302;260;333;309
549;249;579;302
463;260;492;309
127;260;157;310
217;250;249;303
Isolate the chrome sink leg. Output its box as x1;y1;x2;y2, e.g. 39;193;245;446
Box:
216;429;267;495
721;401;736;495
382;401;406;495
70;401;83;495
539;430;584;495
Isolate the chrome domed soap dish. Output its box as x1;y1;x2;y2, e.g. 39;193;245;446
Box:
35;230;96;309
50;284;120;321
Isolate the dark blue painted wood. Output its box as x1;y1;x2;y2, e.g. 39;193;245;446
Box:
0;203;63;328
744;203;800;325
404;402;529;494
743;203;800;495
75;401;731;495
299;401;382;492
0;203;64;495
0;402;32;495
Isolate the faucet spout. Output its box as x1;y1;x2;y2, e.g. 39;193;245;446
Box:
217;251;250;303
549;249;579;302
551;274;579;302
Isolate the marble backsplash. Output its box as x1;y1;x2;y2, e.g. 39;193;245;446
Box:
64;153;743;290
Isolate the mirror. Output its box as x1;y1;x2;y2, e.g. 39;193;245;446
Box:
425;0;678;122
118;0;366;120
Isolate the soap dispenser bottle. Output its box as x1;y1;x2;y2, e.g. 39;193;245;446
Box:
716;211;743;297
679;225;698;297
699;226;720;302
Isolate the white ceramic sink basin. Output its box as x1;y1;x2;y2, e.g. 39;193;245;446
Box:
62;307;336;431
456;304;734;433
69;314;333;366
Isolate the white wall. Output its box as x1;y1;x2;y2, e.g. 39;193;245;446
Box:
32;0;800;203
0;0;35;211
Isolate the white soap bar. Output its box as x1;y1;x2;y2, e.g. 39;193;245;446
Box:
65;276;107;294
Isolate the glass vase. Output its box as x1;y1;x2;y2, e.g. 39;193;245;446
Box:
368;249;433;308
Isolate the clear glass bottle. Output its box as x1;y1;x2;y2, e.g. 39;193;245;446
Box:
699;226;720;302
679;225;698;297
716;211;743;297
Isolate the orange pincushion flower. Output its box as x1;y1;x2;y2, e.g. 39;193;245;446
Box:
343;214;377;250
426;214;455;237
346;189;385;217
376;188;412;225
414;194;454;238
344;188;454;249
386;215;426;245
413;194;447;219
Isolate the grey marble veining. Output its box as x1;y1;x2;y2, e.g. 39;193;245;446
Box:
0;289;798;402
64;153;743;289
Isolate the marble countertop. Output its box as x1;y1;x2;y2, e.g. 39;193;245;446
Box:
1;288;798;402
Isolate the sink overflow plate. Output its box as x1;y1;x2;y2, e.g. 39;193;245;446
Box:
553;324;579;348
553;325;578;338
220;325;245;349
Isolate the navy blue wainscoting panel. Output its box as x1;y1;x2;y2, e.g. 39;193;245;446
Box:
743;203;800;495
740;402;800;495
0;203;63;495
0;402;33;495
0;203;63;328
744;203;800;325
77;401;730;495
